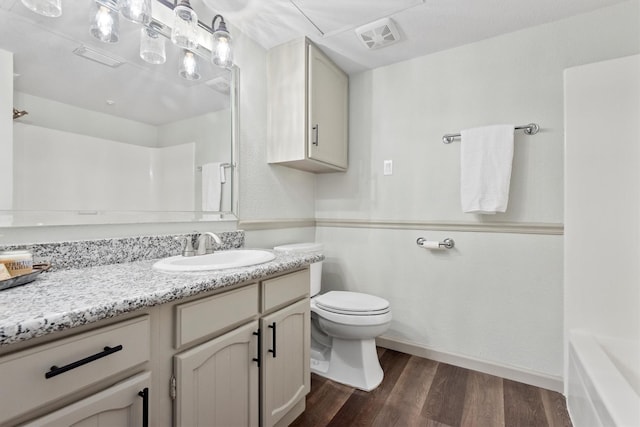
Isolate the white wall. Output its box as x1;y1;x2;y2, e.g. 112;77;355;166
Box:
0;49;13;215
13;92;159;147
233;26;316;222
564;55;640;346
158;110;231;211
13;123;195;212
314;0;640;387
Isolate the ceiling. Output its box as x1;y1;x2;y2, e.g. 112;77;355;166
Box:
1;0;630;125
197;0;630;74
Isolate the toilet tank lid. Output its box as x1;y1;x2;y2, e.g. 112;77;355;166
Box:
273;243;323;253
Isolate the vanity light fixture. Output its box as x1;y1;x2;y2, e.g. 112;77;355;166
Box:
211;14;232;69
20;0;232;80
90;0;120;44
179;49;200;80
20;0;61;17
171;0;198;50
120;0;151;25
140;24;166;64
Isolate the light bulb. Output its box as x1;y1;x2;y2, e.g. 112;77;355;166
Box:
171;0;198;50
90;0;119;43
212;33;232;68
179;50;200;81
140;27;166;65
120;0;151;24
211;15;233;69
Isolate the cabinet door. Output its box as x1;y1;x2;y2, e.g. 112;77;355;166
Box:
174;320;259;427
22;372;151;427
261;299;310;427
308;43;348;169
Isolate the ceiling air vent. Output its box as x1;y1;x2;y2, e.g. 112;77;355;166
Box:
355;17;401;50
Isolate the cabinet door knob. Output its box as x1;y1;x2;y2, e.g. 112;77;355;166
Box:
268;322;277;358
312;124;319;146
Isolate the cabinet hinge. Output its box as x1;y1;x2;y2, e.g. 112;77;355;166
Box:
170;375;177;400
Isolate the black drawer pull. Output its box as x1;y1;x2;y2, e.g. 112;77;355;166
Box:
252;329;261;367
138;387;149;427
45;345;123;379
268;322;277;358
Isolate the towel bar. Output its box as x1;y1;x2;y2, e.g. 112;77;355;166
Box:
442;123;539;144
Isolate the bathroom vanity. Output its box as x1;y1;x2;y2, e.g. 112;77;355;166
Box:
0;239;320;427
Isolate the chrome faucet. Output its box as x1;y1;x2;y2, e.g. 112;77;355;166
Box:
196;232;222;256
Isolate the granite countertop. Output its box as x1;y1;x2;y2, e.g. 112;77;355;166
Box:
0;250;323;347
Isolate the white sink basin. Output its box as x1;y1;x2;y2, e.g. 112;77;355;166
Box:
153;249;276;272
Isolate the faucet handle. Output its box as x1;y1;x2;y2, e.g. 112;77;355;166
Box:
196;232;222;255
182;235;196;257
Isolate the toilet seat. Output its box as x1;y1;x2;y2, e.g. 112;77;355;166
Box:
314;291;390;315
311;296;392;327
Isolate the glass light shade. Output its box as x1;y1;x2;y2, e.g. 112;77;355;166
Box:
211;30;233;68
179;50;200;81
90;0;120;43
120;0;151;24
171;1;198;50
140;27;166;64
20;0;62;17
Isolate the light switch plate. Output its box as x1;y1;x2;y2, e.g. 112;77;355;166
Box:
383;160;393;175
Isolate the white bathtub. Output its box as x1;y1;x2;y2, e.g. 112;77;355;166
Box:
567;330;640;427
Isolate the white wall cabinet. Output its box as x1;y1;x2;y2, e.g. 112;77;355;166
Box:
267;37;348;173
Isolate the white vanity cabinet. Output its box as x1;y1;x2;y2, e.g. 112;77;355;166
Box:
22;372;151;427
0;316;151;426
267;37;349;173
172;284;260;427
172;269;310;427
0;268;311;427
174;320;260;427
260;270;311;427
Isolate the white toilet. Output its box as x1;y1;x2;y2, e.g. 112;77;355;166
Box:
273;243;392;391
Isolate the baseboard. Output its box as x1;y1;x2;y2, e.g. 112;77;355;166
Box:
376;336;563;393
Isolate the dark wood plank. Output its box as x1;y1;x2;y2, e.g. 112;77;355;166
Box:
294;348;572;427
371;356;439;427
503;379;549;427
460;370;504;427
290;374;353;427
540;389;572;427
326;349;411;427
422;363;469;426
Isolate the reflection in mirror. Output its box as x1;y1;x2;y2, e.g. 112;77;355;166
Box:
0;0;237;227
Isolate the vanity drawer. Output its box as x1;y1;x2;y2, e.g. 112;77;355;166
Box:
0;315;150;424
175;283;259;348
262;269;310;313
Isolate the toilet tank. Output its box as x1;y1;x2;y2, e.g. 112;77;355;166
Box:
273;243;323;296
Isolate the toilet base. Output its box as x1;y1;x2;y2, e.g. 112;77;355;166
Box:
310;337;383;392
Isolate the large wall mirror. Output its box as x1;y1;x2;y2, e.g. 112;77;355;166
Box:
0;0;238;227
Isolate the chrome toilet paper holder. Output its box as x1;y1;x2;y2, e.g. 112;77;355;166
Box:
416;237;455;249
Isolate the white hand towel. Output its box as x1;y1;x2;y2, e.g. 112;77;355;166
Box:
460;125;515;214
201;162;224;211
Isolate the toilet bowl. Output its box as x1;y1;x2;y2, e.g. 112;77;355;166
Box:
273;243;392;391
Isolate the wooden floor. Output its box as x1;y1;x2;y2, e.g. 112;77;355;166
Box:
291;348;572;427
